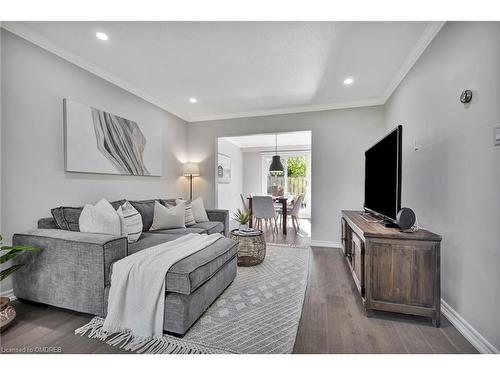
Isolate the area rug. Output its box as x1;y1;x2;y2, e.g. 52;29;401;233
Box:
75;244;310;354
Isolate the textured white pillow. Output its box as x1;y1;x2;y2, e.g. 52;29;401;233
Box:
117;201;143;243
175;199;196;226
191;197;209;223
79;198;121;236
150;201;186;230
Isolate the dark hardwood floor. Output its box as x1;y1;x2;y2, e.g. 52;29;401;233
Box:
0;220;476;354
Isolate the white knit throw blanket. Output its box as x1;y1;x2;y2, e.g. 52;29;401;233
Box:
102;233;223;340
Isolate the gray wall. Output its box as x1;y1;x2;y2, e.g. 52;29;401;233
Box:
217;138;243;213
0;31;188;292
187;106;386;244
242;151;263;197
385;22;500;349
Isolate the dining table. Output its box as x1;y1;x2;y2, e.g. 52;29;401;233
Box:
247;196;290;235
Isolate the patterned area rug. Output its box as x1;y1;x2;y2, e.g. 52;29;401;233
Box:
75;244;310;354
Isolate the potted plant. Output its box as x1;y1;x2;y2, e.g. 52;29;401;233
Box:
232;209;251;231
0;234;40;332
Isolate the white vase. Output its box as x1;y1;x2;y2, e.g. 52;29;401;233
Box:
239;224;249;231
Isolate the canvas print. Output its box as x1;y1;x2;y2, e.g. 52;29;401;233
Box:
217;153;231;183
64;99;162;176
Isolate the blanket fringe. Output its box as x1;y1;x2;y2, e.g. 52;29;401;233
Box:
75;317;229;354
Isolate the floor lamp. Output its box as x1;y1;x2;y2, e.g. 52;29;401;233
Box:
183;162;200;200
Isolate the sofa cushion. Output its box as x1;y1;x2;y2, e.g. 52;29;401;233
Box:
149;227;206;235
167;237;238;294
127;232;181;255
129;199;174;232
188;221;224;234
112;234;238;295
51;199;125;231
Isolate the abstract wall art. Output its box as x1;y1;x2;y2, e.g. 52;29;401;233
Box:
217;153;231;184
64;99;162;176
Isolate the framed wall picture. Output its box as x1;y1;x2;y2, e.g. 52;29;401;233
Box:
217;153;231;184
64;99;162;176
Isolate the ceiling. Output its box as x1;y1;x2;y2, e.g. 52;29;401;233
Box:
222;131;311;149
3;21;443;122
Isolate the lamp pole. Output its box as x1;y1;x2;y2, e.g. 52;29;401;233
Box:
189;174;193;200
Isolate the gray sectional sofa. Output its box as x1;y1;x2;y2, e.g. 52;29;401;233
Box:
12;198;238;336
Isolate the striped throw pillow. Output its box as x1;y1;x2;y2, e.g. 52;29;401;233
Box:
175;199;196;226
117;201;143;243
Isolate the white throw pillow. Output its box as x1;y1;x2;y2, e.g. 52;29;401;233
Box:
117;201;143;243
191;197;209;223
150;201;186;230
79;198;121;236
175;199;196;226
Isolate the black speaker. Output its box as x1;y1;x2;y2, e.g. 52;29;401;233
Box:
396;207;416;230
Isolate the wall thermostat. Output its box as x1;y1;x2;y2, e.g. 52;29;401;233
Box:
495;126;500;146
460;90;472;103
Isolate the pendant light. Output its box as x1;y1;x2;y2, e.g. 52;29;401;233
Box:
269;134;284;174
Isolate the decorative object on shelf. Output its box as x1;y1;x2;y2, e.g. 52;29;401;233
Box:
460;89;472;103
396;207;416;230
0;234;41;332
217;153;231;184
229;229;266;266
269;134;284;175
64;99;162;176
183;162;200;200
232;208;251;231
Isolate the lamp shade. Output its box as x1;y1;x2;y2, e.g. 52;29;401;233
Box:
183;162;200;176
269;155;284;174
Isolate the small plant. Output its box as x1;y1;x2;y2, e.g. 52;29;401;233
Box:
0;234;41;282
232;209;250;225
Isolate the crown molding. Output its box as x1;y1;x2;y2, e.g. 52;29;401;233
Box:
1;22;190;122
3;22;444;123
188;98;384;123
381;21;445;103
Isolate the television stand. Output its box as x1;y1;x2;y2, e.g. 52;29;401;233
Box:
341;210;442;326
381;220;399;228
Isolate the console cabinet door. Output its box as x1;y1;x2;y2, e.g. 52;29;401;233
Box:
368;240;438;307
351;233;364;294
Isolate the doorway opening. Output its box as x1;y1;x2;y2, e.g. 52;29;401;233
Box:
216;131;312;246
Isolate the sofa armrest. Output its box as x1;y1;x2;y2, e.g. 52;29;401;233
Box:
12;229;127;316
206;209;229;236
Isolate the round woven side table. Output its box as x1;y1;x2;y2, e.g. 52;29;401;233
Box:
229;229;266;266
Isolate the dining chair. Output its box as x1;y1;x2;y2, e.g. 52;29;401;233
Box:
289;194;305;232
251;196;278;233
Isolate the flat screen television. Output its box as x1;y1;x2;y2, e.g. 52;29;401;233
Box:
364;125;402;223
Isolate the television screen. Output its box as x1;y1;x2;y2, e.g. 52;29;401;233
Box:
364;125;402;222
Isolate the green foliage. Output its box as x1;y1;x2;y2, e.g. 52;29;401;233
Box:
287;156;306;177
232;209;250;225
0;234;41;282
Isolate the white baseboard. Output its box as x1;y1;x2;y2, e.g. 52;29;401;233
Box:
0;289;17;301
310;240;341;248
441;299;499;354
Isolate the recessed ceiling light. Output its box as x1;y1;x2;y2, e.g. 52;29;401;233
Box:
95;32;109;41
343;77;354;86
189;98;197;103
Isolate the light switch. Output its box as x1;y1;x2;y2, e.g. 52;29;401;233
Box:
495;126;500;146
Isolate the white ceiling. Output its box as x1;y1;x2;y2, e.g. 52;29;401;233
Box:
3;21;443;122
223;131;311;149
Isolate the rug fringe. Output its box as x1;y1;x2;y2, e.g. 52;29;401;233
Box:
75;317;229;354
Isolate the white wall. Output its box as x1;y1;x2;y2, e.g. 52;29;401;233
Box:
0;31;188;293
242;152;262;196
217;138;243;213
385;22;500;350
188;106;386;244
